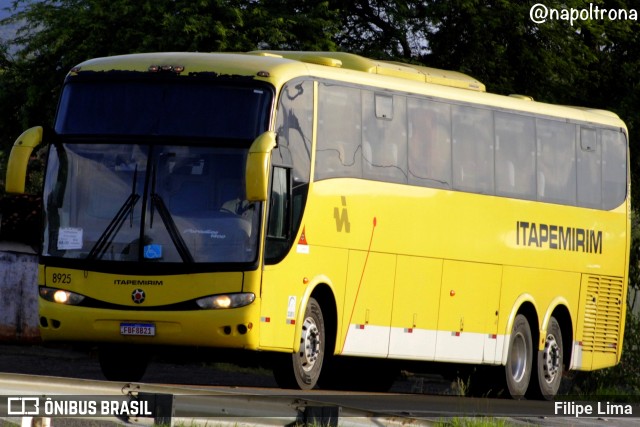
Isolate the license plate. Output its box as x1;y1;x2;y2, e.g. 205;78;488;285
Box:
120;322;156;336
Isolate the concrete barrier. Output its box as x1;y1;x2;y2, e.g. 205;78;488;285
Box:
0;245;39;342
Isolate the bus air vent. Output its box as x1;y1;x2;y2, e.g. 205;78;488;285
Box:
582;275;624;354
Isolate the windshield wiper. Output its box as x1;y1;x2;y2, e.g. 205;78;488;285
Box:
87;166;140;260
149;153;194;263
151;193;194;263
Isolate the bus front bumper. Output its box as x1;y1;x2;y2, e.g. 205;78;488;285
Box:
38;299;261;349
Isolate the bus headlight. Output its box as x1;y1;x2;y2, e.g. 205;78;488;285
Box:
39;287;85;305
196;293;255;310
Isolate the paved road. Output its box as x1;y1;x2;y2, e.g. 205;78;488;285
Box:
0;342;279;388
1;343;639;426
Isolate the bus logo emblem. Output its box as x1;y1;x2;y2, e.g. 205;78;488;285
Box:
334;196;351;233
132;289;146;304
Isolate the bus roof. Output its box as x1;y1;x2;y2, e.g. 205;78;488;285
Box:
248;51;486;92
70;51;627;132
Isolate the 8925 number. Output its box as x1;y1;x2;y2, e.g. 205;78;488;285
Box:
51;273;72;284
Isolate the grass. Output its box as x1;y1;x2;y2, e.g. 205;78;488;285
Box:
207;362;272;377
435;417;520;427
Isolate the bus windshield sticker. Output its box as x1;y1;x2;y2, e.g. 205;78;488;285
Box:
57;227;83;250
144;244;163;259
183;229;227;239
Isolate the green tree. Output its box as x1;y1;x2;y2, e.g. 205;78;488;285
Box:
328;0;429;59
422;0;640;198
244;0;340;51
0;0;340;159
422;0;597;101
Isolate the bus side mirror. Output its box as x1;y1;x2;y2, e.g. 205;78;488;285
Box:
5;126;43;194
246;131;277;201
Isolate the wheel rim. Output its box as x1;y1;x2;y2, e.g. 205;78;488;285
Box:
300;316;321;372
542;333;561;383
510;332;528;382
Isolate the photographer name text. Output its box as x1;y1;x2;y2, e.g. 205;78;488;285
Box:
555;401;633;417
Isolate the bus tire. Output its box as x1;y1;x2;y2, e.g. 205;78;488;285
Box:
98;345;149;382
505;314;533;399
273;297;325;390
528;316;563;400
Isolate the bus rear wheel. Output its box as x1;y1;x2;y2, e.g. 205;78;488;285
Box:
528;316;563;400
273;297;325;390
505;314;533;399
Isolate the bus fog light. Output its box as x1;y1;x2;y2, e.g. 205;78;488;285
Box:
196;293;255;309
39;287;85;305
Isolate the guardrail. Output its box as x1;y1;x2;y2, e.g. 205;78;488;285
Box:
0;373;428;427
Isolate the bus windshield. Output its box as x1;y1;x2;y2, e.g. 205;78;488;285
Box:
43;76;271;266
43;143;260;264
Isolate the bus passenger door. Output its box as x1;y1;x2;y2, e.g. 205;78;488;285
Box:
435;260;502;364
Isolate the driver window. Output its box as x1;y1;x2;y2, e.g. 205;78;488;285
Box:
265;167;291;263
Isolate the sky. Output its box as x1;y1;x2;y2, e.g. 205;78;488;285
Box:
0;0;15;20
0;0;24;52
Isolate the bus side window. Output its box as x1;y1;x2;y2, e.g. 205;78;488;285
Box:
577;128;601;208
316;84;362;181
362;92;407;184
536;119;577;205
452;105;494;194
407;98;451;189
495;112;535;200
602;129;627;209
275;80;312;186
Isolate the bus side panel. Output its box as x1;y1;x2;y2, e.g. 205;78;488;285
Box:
499;267;581;363
388;256;443;360
259;245;348;352
340;251;395;357
434;260;502;364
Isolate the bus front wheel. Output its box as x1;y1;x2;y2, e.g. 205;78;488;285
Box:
505;314;533;399
273;297;325;390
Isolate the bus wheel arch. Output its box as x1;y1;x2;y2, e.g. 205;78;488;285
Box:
308;284;338;357
549;304;573;375
273;283;337;390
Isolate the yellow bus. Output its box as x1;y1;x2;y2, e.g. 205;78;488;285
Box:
6;51;629;399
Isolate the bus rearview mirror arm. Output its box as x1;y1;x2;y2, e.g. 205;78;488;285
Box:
246;131;277;201
5;126;44;194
